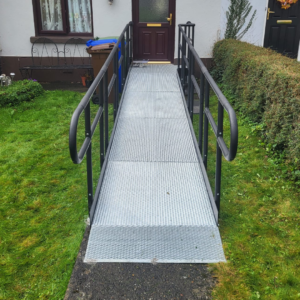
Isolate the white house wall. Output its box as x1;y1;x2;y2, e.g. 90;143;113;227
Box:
0;0;299;61
92;0;132;41
0;0;221;59
0;0;36;57
220;0;268;46
175;0;222;58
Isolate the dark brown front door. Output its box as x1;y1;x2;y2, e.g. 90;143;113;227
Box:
132;0;176;62
264;0;300;58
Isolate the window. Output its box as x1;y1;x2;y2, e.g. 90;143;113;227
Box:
33;0;93;36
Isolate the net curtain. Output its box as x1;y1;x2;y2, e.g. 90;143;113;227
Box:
40;0;63;31
68;0;92;33
40;0;92;33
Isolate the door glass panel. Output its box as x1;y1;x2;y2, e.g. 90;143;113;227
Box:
139;0;169;23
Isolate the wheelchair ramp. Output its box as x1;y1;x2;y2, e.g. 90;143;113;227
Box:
85;64;226;263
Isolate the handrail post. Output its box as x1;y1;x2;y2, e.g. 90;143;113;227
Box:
130;23;133;64
113;48;119;120
99;78;104;167
188;47;194;120
215;102;224;213
199;72;205;154
203;78;209;169
192;25;195;46
121;35;125;92
181;33;186;90
126;26;130;78
177;27;181;71
85;102;93;213
104;70;109;151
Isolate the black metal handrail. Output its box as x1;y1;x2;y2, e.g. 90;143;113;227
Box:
178;22;238;217
69;22;133;220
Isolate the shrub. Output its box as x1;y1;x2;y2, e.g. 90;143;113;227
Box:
213;39;300;178
0;80;44;107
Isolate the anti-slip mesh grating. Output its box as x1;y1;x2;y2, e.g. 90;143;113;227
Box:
109;118;198;162
119;91;186;119
85;226;226;263
127;71;179;92
85;64;225;263
131;64;178;74
93;162;216;227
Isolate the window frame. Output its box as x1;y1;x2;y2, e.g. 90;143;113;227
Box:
32;0;94;37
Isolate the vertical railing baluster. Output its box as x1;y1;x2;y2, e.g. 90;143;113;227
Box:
181;33;186;90
113;49;119;120
187;47;194;121
215;102;224;213
187;26;190;60
192;25;195;46
85;102;93;213
199;72;205;154
126;26;130;78
121;36;125;92
203;78;209;169
104;71;109;151
130;23;133;64
177;26;181;72
190;49;194;120
99;79;104;167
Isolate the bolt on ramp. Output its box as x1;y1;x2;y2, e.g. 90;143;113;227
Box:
85;64;226;263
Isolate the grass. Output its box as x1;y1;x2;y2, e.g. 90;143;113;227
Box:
192;91;300;299
1;84;300;299
0;90;114;299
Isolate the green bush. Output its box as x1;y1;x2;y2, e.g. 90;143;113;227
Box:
212;39;300;178
0;80;44;107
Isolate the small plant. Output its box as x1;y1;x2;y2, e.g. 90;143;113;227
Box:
225;0;257;40
85;72;93;81
0;79;44;107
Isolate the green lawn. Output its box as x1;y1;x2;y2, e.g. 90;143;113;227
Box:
0;90;114;299
1;87;299;300
193;92;300;299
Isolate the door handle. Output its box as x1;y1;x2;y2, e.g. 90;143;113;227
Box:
167;13;172;25
267;8;275;20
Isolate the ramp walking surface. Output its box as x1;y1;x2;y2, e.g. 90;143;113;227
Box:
64;227;217;300
85;64;225;263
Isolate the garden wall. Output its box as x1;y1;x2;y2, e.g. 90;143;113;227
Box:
213;39;300;177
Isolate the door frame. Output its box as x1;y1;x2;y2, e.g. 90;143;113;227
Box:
132;0;176;62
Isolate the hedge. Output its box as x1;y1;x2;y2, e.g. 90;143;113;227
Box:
0;80;44;107
212;39;300;178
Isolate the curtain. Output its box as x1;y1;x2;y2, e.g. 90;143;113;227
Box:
40;0;63;31
68;0;92;33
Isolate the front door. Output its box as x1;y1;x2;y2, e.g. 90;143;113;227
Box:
264;0;300;58
132;0;176;62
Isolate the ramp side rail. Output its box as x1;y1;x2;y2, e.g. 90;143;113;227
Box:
69;22;133;221
178;22;238;217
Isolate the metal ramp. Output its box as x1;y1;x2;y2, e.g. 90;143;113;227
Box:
69;22;238;265
84;64;225;263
